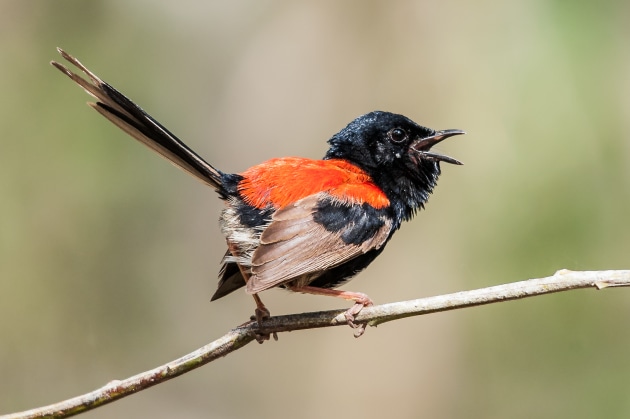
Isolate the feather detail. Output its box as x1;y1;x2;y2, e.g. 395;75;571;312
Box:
246;193;392;293
238;158;390;210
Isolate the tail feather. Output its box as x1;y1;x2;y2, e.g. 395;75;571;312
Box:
51;48;224;190
212;256;247;301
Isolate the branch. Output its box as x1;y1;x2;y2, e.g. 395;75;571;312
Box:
3;269;629;419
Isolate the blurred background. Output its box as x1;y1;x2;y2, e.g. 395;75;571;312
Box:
1;1;629;418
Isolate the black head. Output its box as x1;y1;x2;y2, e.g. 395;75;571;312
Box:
325;111;464;222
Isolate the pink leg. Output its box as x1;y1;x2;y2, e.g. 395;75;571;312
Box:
227;242;276;343
288;285;373;337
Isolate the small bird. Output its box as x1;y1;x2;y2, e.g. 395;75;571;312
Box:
51;48;464;338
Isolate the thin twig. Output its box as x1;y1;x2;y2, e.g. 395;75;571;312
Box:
2;269;628;419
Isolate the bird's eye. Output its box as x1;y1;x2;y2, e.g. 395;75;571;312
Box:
389;128;407;143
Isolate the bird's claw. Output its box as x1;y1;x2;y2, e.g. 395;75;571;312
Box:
251;329;278;343
344;300;372;338
249;307;278;343
253;306;271;324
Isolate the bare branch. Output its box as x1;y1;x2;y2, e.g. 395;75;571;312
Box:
2;269;628;419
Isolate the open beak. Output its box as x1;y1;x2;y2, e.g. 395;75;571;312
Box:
411;129;465;165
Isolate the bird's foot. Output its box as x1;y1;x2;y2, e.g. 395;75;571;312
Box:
343;296;373;338
249;306;278;343
286;285;374;338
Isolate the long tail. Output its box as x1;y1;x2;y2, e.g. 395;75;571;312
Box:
51;48;223;190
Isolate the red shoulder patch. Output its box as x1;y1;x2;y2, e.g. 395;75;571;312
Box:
238;157;390;210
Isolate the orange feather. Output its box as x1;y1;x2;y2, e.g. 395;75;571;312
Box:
238;157;390;210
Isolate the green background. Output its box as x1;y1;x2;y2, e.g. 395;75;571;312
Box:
1;1;629;418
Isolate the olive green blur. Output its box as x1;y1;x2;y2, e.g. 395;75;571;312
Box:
1;1;628;418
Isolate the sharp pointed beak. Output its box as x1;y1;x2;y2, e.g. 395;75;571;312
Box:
411;129;465;165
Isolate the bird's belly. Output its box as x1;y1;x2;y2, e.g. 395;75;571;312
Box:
219;205;264;268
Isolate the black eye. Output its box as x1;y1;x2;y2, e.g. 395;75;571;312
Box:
389;128;407;143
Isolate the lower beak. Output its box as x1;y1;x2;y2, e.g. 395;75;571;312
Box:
411;129;465;165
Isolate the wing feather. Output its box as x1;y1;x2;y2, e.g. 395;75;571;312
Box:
247;193;391;293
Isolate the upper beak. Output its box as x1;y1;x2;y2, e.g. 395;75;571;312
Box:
411;129;465;165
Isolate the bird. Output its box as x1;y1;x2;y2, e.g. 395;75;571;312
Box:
51;48;464;338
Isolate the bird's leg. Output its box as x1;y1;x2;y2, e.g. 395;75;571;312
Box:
251;293;271;324
287;285;373;337
227;242;276;342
